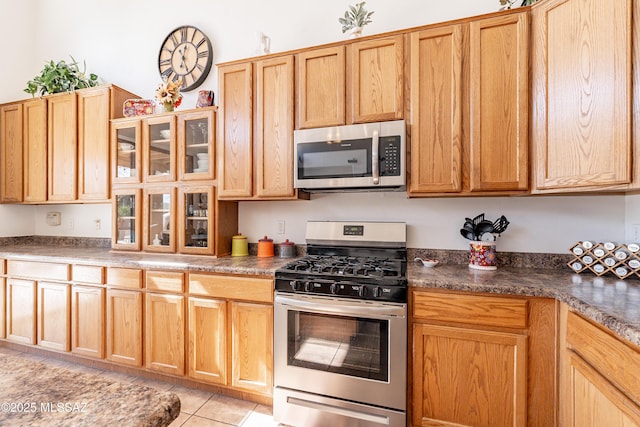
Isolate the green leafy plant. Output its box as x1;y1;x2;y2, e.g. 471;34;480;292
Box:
499;0;537;10
339;2;374;33
25;56;99;96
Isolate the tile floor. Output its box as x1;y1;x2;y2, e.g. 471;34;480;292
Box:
0;347;280;427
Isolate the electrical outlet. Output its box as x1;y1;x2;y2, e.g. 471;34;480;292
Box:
633;224;640;242
95;219;101;230
277;220;285;234
66;219;75;230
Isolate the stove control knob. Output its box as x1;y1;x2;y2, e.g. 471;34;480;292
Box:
373;286;382;298
330;283;338;294
358;286;367;297
304;281;313;292
289;280;301;291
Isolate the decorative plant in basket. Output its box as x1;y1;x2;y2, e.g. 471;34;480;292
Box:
339;2;374;38
25;56;99;96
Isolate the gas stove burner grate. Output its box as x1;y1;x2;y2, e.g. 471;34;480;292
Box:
283;255;403;279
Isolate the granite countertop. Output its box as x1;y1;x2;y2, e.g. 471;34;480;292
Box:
2;244;640;347
409;263;640;347
0;245;293;276
0;352;179;426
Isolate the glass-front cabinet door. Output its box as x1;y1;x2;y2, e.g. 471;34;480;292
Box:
178;108;215;181
179;186;215;255
111;120;141;184
112;188;141;250
143;187;176;253
143;116;176;183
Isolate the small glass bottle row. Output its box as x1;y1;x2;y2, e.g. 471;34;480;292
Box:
568;241;640;279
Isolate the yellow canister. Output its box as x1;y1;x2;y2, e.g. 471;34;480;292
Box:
231;233;249;257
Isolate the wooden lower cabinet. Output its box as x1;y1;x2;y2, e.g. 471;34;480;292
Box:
71;285;105;358
106;288;143;367
0;277;5;339
6;278;36;345
188;297;227;384
413;324;527;427
560;305;640;426
230;301;273;394
37;282;71;352
188;273;273;396
145;292;185;375
411;290;557;427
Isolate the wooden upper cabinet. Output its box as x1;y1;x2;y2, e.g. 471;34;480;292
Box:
0;103;24;202
349;35;404;123
218;62;253;198
77;86;111;201
408;25;464;194
47;92;77;201
469;12;529;192
532;0;632;191
297;46;346;129
23;99;48;202
255;55;295;198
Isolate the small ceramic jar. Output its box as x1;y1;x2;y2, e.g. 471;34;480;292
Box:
257;236;274;257
231;233;248;257
278;239;296;258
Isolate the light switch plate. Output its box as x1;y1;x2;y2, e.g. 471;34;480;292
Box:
46;212;61;226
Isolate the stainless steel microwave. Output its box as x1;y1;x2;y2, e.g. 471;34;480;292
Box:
294;120;406;191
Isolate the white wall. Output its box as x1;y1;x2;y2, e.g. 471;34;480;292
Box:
1;0;637;252
239;193;627;253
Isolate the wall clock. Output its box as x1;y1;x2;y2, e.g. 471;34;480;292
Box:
158;25;213;92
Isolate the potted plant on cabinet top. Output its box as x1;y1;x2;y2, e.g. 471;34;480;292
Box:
25;56;99;97
499;0;538;10
339;1;374;38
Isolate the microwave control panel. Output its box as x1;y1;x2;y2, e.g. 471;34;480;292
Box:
379;136;401;176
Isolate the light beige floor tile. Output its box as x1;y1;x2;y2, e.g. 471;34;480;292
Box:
169;385;213;414
169;411;192;426
65;364;104;377
0;347;21;355
181;415;234;427
195;394;256;425
132;376;175;391
240;404;279;427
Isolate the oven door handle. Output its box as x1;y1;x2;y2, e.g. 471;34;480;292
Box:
372;130;380;185
275;293;406;318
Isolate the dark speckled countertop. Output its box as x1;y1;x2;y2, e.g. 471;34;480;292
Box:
409;263;640;347
1;244;640;347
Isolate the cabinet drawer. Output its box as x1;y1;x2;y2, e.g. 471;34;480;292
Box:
189;273;273;303
72;265;104;284
7;260;70;282
412;291;528;329
106;267;143;289
0;259;5;275
567;311;640;403
146;270;184;293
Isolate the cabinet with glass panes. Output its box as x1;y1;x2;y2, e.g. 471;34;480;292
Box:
112;188;141;250
110;107;236;256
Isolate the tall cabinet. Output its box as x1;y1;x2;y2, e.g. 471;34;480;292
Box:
531;0;633;192
408;10;529;196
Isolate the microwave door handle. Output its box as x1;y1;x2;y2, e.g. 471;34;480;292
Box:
372;130;380;185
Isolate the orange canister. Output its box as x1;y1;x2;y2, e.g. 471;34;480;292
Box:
257;235;274;257
231;233;249;257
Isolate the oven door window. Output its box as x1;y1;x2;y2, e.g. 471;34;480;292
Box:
297;138;371;179
287;310;389;382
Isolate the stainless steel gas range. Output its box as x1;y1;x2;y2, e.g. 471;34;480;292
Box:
273;221;407;427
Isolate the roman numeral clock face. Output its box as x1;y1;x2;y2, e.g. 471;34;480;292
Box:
158;25;213;92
